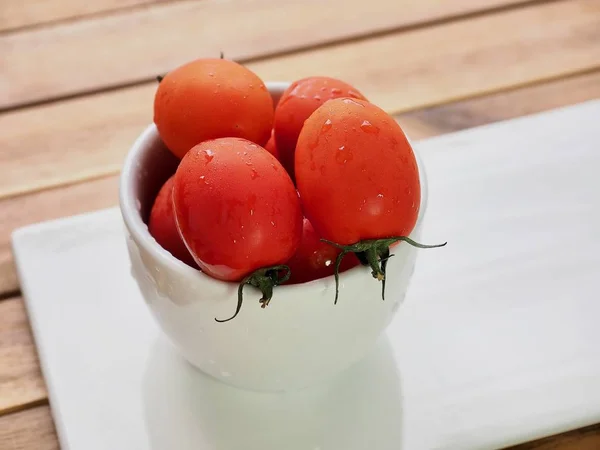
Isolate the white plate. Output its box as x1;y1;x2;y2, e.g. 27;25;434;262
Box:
12;99;600;450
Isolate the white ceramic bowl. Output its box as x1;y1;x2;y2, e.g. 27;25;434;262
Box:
119;81;428;392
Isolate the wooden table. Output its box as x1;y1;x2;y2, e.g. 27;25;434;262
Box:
1;0;599;448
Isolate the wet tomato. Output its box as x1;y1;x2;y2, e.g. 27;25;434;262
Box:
274;76;366;181
148;176;196;268
295;98;445;300
286;218;360;284
154;58;274;159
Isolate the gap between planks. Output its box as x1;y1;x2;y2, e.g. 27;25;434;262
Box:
0;0;176;34
0;0;549;111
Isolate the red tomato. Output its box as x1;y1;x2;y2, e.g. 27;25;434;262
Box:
148;176;196;268
154;58;274;159
295;97;420;245
264;129;280;160
274;77;366;181
286;218;360;284
172;137;303;282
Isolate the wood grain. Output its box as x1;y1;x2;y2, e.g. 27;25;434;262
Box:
0;176;119;296
508;423;600;449
0;0;530;109
1;0;599;199
0;0;166;32
0;298;46;415
0;405;58;450
395;70;600;137
1;70;599;297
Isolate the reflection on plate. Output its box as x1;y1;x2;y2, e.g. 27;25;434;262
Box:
143;336;404;450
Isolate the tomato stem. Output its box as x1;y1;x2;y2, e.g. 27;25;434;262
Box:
321;236;447;302
215;265;291;323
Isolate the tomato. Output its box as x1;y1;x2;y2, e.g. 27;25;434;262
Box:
154;58;274;159
296;97;420;244
286;218;360;284
274;76;366;181
148;176;196;268
172;137;302;283
295;98;445;300
264;129;280;160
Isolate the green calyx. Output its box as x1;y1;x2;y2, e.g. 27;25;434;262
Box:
321;236;447;303
215;265;291;323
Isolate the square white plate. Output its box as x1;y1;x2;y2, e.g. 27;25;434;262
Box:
12;99;600;450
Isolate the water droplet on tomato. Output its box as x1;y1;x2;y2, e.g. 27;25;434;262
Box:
251;169;259;179
325;260;332;267
249;84;254;88
336;147;353;164
250;209;254;216
322;119;333;132
314;95;321;101
199;175;209;185
260;84;267;91
208;72;215;77
300;94;308;99
233;239;237;244
343;98;364;107
320;86;327;92
271;221;276;227
360;120;379;134
204;149;215;163
331;87;342;94
377;193;384;198
348;90;362;99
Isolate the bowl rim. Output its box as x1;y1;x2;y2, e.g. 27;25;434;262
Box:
118;81;429;291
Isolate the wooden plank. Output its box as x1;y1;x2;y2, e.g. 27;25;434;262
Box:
0;405;58;450
0;297;46;416
1;71;599;297
0;176;119;295
0;0;166;32
0;0;530;109
0;0;598;199
508;423;600;449
395;70;600;137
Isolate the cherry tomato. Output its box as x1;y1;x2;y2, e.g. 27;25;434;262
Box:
286;218;360;284
274;77;366;181
148;176;196;267
264;129;280;160
295;97;420;245
172;137;302;282
154;58;274;159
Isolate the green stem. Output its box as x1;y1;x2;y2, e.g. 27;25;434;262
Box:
321;236;446;303
215;265;291;323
